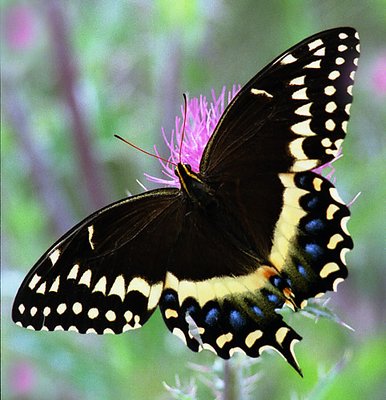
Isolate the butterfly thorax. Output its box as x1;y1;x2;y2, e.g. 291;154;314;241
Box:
175;163;216;210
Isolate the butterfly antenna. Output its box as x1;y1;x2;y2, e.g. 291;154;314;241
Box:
178;93;188;163
114;134;177;167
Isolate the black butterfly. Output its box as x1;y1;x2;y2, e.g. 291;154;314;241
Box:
12;27;360;376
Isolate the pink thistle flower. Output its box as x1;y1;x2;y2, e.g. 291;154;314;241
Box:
145;85;240;188
145;85;340;187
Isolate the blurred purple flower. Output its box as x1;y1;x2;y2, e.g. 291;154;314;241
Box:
9;361;35;396
146;85;338;187
371;54;386;95
4;5;36;50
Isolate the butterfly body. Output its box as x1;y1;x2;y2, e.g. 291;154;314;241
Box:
12;28;360;375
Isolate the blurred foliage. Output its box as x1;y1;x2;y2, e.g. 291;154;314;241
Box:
2;1;385;399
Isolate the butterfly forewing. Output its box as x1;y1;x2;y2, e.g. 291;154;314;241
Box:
13;189;182;333
201;27;359;176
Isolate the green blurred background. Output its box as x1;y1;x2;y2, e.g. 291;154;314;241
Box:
2;1;385;399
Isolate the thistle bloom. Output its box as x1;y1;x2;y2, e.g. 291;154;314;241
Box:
145;85;240;187
145;85;338;187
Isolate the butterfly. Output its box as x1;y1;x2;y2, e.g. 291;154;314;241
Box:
12;27;360;376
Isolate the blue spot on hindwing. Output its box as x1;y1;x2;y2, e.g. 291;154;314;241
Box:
306;195;319;210
205;307;220;326
251;305;264;317
271;276;282;288
297;173;308;188
229;310;246;329
267;294;279;303
297;264;307;277
305;219;325;233
305;243;324;259
163;291;178;305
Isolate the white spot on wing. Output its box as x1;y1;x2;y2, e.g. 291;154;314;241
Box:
314;47;325;56
295;103;312;116
54;325;64;331
304;59;321;69
308;38;323;51
36;282;46;294
324;86;336;96
124;310;133;322
325;101;337;113
216;332;233;348
67;264;79;280
289;137;307;159
88;225;95;250
93;276;107;295
275;327;290;344
320;262;340;278
43;307;51;316
250;88;273;98
339;33;348;39
245;329;263;348
321;138;333;148
105;310;116;322
292;87;308;100
57;303;67;314
165;308;178;319
109;275;126;301
291;160;318;171
79;269;92;288
30;307;38;316
49;276;60;292
340;216;350;236
49;249;61;266
18;304;25;314
335;57;345;65
325;119;336;131
289;76;305;85
329;187;345;204
328;70;340;80
147;282;163;310
28;274;41;290
333;277;345;291
172;328;187;345
281;53;297;64
72;302;82;315
68;326;79;332
291;119;315;136
127;277;150;298
88;308;99;319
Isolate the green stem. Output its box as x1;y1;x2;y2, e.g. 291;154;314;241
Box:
223;359;241;400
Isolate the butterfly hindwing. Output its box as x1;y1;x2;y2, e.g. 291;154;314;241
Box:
12;189;182;333
157;203;303;373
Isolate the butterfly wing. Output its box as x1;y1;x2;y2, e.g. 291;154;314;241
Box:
159;204;303;373
201;27;359;301
201;27;359;175
160;28;358;373
12;189;183;334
